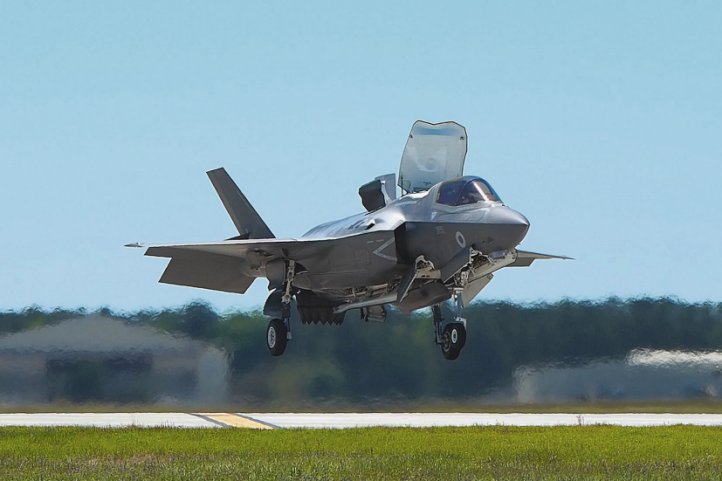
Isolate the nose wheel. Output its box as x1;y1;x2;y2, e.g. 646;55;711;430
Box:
440;322;466;360
433;288;468;360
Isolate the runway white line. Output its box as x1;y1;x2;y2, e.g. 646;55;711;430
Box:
245;413;722;429
0;413;220;428
2;413;722;428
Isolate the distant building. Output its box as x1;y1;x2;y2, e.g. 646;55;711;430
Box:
514;349;722;403
0;316;228;405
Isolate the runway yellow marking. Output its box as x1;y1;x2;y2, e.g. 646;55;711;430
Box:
195;413;273;429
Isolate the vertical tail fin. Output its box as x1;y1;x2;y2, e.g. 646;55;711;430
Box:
206;167;275;239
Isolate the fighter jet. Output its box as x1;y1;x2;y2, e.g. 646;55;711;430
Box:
128;121;570;360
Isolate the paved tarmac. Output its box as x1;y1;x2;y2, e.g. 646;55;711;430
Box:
2;412;722;429
0;413;215;428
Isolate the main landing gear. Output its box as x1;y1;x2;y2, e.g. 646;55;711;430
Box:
266;260;295;357
266;318;287;356
433;288;467;360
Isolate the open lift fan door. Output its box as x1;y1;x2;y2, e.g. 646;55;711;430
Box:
398;120;467;193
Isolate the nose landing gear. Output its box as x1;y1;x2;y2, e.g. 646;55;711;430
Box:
433;288;468;360
441;322;466;360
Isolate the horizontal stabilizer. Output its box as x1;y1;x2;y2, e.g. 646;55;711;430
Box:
509;250;574;268
207;167;274;239
159;251;255;294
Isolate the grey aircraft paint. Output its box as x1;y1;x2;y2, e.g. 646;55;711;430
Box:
129;120;570;360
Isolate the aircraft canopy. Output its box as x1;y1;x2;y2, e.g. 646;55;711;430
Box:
436;177;501;206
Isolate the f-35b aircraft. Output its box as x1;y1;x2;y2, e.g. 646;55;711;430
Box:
129;121;570;360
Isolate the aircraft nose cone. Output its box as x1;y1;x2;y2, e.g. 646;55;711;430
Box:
483;206;530;249
485;206;530;227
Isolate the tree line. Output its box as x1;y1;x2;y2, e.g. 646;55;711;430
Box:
1;297;721;406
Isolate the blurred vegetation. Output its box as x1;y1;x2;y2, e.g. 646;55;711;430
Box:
1;297;721;406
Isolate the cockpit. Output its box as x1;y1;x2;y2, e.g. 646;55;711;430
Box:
436;176;502;206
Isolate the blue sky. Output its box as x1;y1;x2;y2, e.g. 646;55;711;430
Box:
1;1;720;311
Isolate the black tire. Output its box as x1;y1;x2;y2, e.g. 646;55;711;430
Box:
267;318;288;356
455;322;467;348
441;323;465;360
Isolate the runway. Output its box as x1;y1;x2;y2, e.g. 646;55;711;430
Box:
2;412;722;429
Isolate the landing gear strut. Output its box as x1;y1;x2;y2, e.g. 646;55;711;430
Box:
433;288;467;360
266;260;295;357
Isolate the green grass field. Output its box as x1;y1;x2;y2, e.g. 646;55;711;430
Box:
2;426;722;480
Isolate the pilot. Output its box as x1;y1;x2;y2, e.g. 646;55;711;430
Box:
459;184;484;205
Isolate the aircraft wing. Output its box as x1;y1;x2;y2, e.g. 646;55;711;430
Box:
146;238;303;261
508;250;574;267
136;230;399;293
140;238;293;294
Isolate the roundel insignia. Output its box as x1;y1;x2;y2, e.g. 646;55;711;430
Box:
455;231;466;248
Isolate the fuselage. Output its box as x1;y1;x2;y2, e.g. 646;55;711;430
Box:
293;176;529;295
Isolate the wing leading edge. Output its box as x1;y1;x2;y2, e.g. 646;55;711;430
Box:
508;249;574;268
